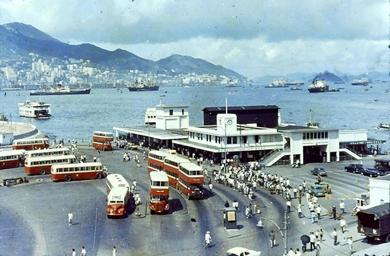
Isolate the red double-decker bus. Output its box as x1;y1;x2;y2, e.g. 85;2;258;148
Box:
178;162;204;199
51;162;106;182
12;138;49;150
105;173;131;218
149;171;170;214
0;150;26;170
147;150;169;173
24;154;76;175
163;154;189;187
92;131;113;151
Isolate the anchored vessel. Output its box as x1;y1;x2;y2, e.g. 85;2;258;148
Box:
18;100;51;119
308;80;339;93
351;79;369;86
30;84;91;96
128;80;159;91
265;79;288;88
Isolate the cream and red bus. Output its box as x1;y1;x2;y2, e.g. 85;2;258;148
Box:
12;138;49;150
92;131;113;151
163;154;190;187
105;174;131;217
147;150;169;173
0;150;26;170
177;162;205;199
24;154;76;175
51;162;106;182
25;147;70;159
149;171;170;214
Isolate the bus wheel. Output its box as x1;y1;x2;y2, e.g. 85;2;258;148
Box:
96;173;102;179
40;170;46;175
65;176;71;182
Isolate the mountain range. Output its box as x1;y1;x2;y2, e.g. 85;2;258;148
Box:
0;22;244;79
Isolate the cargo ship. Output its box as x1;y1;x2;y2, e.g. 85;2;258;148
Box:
351;79;369;86
30;84;91;96
128;80;159;92
308;80;339;93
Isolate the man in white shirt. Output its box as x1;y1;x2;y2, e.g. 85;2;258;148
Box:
80;246;86;256
68;212;73;226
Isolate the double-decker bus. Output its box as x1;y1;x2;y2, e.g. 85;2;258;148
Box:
163;154;190;187
24;154;76;175
92;131;114;151
149;171;170;214
375;159;390;174
177;162;204;199
12;138;49;150
51;162;106;182
0;150;26;170
25;147;70;159
105;174;131;217
147;150;169;173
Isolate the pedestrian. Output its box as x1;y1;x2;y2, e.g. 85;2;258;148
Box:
71;248;76;256
286;200;291;213
315;241;321;256
256;218;263;228
232;200;239;210
80;246;86;256
112;246;117;256
332;228;338;245
316;205;321;219
269;230;276;248
340;217;346;233
224;200;230;208
347;237;353;254
288;248;295;256
309;232;316;251
332;205;337;219
340;200;345;214
208;182;213;193
297;204;303;218
68;212;73;226
295;248;301;256
311;210;317;223
245;206;251;218
204;231;212;248
319;228;324;241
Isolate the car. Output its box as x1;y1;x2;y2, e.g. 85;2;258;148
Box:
344;164;365;173
310;167;327;176
309;183;331;197
361;168;381;177
226;247;261;256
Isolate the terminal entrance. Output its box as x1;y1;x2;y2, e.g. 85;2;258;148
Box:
303;145;326;163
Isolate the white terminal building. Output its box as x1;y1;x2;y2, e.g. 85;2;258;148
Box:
114;104;383;166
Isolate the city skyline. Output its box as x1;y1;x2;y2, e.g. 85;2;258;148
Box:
0;0;388;78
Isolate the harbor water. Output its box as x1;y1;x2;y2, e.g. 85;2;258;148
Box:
0;83;389;151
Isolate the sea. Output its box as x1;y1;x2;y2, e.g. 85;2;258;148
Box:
1;83;389;152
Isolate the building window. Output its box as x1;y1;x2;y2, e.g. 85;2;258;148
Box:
169;109;173;115
233;137;237;144
325;132;328;138
242;136;247;143
303;133;306;140
227;137;232;144
182;109;184;115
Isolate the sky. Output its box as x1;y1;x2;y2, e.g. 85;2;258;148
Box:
0;0;388;78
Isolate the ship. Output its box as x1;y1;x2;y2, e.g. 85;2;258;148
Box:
265;79;288;88
30;84;91;96
308;80;339;93
18;100;51;119
128;80;159;92
351;79;369;86
285;80;304;86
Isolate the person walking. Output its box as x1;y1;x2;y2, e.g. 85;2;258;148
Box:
316;205;321;219
288;248;295;256
347;237;353;254
319;228;324;241
295;248;301;256
332;228;338;245
340;200;345;214
286;200;291;213
112;246;117;256
297;204;303;218
208;182;213;193
309;232;316;251
340;217;346;233
332;205;337;219
80;246;86;256
68;212;73;226
71;248;76;256
224;200;230;208
269;230;276;248
204;231;212;248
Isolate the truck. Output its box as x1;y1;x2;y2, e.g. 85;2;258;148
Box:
357;203;390;242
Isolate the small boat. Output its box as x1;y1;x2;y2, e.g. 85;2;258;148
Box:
18;100;51;119
351;79;369;86
378;123;390;129
30;84;91;96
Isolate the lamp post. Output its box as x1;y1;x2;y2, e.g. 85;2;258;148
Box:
261;210;288;255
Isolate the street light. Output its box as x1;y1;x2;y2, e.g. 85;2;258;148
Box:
260;210;289;255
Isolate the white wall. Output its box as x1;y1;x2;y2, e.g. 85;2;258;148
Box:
0;133;13;145
339;130;368;143
369;177;390;207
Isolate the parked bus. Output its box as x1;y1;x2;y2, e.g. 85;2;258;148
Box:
149;171;170;214
25;147;70;159
357;203;390;242
24;154;76;175
163;154;190;187
51;162;106;182
0;150;26;170
177;162;204;199
92;131;113;151
12;138;49;150
375;159;390;174
106;173;130;193
147;150;169;173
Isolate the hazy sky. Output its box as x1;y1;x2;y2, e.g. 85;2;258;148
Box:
0;0;388;78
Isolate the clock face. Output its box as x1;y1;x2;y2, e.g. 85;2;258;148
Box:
227;119;233;125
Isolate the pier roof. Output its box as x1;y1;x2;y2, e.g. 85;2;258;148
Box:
113;126;187;140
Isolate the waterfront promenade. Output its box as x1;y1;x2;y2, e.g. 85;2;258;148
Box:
0;144;386;255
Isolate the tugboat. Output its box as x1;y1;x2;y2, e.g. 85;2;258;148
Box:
308;79;339;93
30;84;91;96
128;79;159;92
378;123;390;130
18;100;51;119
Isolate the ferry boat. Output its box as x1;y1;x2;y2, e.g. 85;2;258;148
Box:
18;100;51;119
265;79;288;88
351;79;369;86
128;80;159;92
30;84;91;96
308;80;339;93
378;123;390;130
